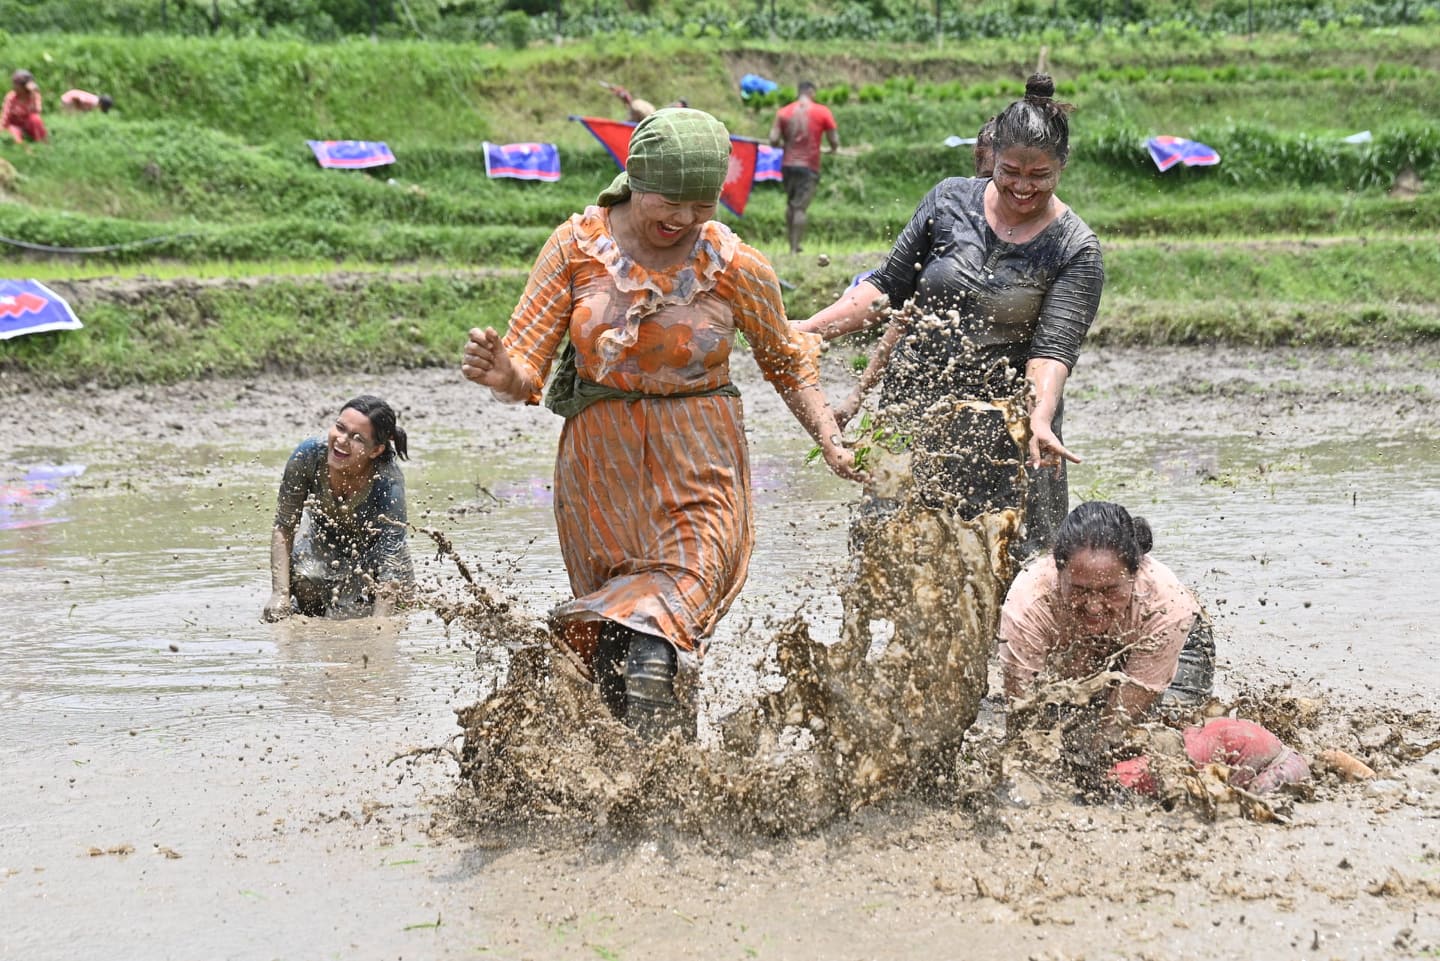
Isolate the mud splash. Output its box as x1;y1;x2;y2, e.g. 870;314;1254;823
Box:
451;399;1027;836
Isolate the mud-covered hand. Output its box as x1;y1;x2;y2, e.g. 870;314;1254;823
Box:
461;327;522;397
1027;419;1081;470
831;390;862;430
822;433;867;483
261;590;292;623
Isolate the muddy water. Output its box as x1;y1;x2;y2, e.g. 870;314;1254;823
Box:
3;348;1439;960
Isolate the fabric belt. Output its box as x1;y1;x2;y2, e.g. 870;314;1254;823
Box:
543;340;740;419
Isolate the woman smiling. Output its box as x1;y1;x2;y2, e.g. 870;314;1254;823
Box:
798;74;1103;563
262;395;414;622
461;108;859;738
999;501;1215;720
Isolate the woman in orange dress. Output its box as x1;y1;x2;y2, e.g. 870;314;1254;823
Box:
462;108;861;737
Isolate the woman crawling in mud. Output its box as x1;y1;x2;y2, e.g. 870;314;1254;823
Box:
798;74;1102;562
261;394;414;621
460;107;861;739
998;500;1215;722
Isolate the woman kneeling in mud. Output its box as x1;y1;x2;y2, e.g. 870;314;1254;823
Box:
998;500;1215;722
262;395;414;621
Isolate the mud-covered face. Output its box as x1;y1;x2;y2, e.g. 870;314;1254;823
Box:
630;191;717;248
326;408;383;474
1058;547;1136;636
992;145;1062;219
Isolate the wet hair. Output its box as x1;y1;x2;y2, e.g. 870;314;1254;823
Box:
798;80;817;96
1053;501;1153;574
99;94;114;112
973;116;997;177
341;394;408;462
991;73;1075;166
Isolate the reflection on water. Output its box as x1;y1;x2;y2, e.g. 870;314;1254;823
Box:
2;425;1436;773
0;463;86;534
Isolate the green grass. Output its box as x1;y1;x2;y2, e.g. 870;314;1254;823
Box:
1;27;1438;384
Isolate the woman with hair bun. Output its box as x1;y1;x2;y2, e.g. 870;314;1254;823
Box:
262;395;415;621
799;74;1103;562
998;501;1215;720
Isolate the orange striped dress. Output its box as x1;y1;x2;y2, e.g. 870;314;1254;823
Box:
500;206;822;660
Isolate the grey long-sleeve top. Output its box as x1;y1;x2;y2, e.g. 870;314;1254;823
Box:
868;177;1104;410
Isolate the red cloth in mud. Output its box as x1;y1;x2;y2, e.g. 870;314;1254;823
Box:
1109;718;1311;795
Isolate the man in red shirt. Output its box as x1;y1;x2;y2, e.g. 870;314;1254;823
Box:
768;81;839;254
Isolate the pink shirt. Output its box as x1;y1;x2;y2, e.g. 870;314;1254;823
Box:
61;89;101;110
999;554;1200;694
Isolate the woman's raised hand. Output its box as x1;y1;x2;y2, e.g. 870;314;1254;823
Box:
461;327;519;395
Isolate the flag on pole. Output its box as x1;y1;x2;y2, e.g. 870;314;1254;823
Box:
570;116;762;216
483;141;562;182
0;279;83;340
306;140;397;169
1145;136;1220;172
755;145;784;182
722;137;760;216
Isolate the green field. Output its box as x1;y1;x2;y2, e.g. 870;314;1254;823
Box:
2;26;1438;384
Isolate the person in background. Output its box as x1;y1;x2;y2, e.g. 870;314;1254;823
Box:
263;395;415;622
768;80;839;254
461;108;861;739
3;70;48;144
797;75;1101;563
999;501;1217;721
830;115;1001;430
972;115;997;180
602;82;655;123
60;89;114;113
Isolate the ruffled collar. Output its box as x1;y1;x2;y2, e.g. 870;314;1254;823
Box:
573;205;740;380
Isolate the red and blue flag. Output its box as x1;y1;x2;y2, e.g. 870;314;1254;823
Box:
483;141;562;182
0;279;82;340
306;140;397;169
570;116;762;216
755;145;784;183
1146;136;1220;172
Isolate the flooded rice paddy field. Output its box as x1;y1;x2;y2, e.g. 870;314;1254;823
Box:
2;344;1438;960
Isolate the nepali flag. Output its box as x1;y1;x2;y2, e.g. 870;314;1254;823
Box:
0;279;83;340
570;116;761;217
483;141;561;182
1146;136;1221;172
306;140;397;169
755;144;784;183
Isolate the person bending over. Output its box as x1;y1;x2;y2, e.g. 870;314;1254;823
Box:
999;500;1216;721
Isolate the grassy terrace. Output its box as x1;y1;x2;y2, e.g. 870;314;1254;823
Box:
1;28;1437;384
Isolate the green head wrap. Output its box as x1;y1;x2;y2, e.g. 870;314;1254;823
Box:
596;107;732;207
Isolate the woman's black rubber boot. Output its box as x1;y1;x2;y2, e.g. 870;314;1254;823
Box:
622;634;685;739
592;623;630;719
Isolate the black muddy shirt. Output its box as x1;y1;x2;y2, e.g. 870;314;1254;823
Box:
868;176;1104;411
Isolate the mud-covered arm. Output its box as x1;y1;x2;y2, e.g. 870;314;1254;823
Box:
1025;239;1103;469
370;467;412;587
263;526;295;622
264;443;317;621
797;185;940;340
832;319;904;428
727;246;862;482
